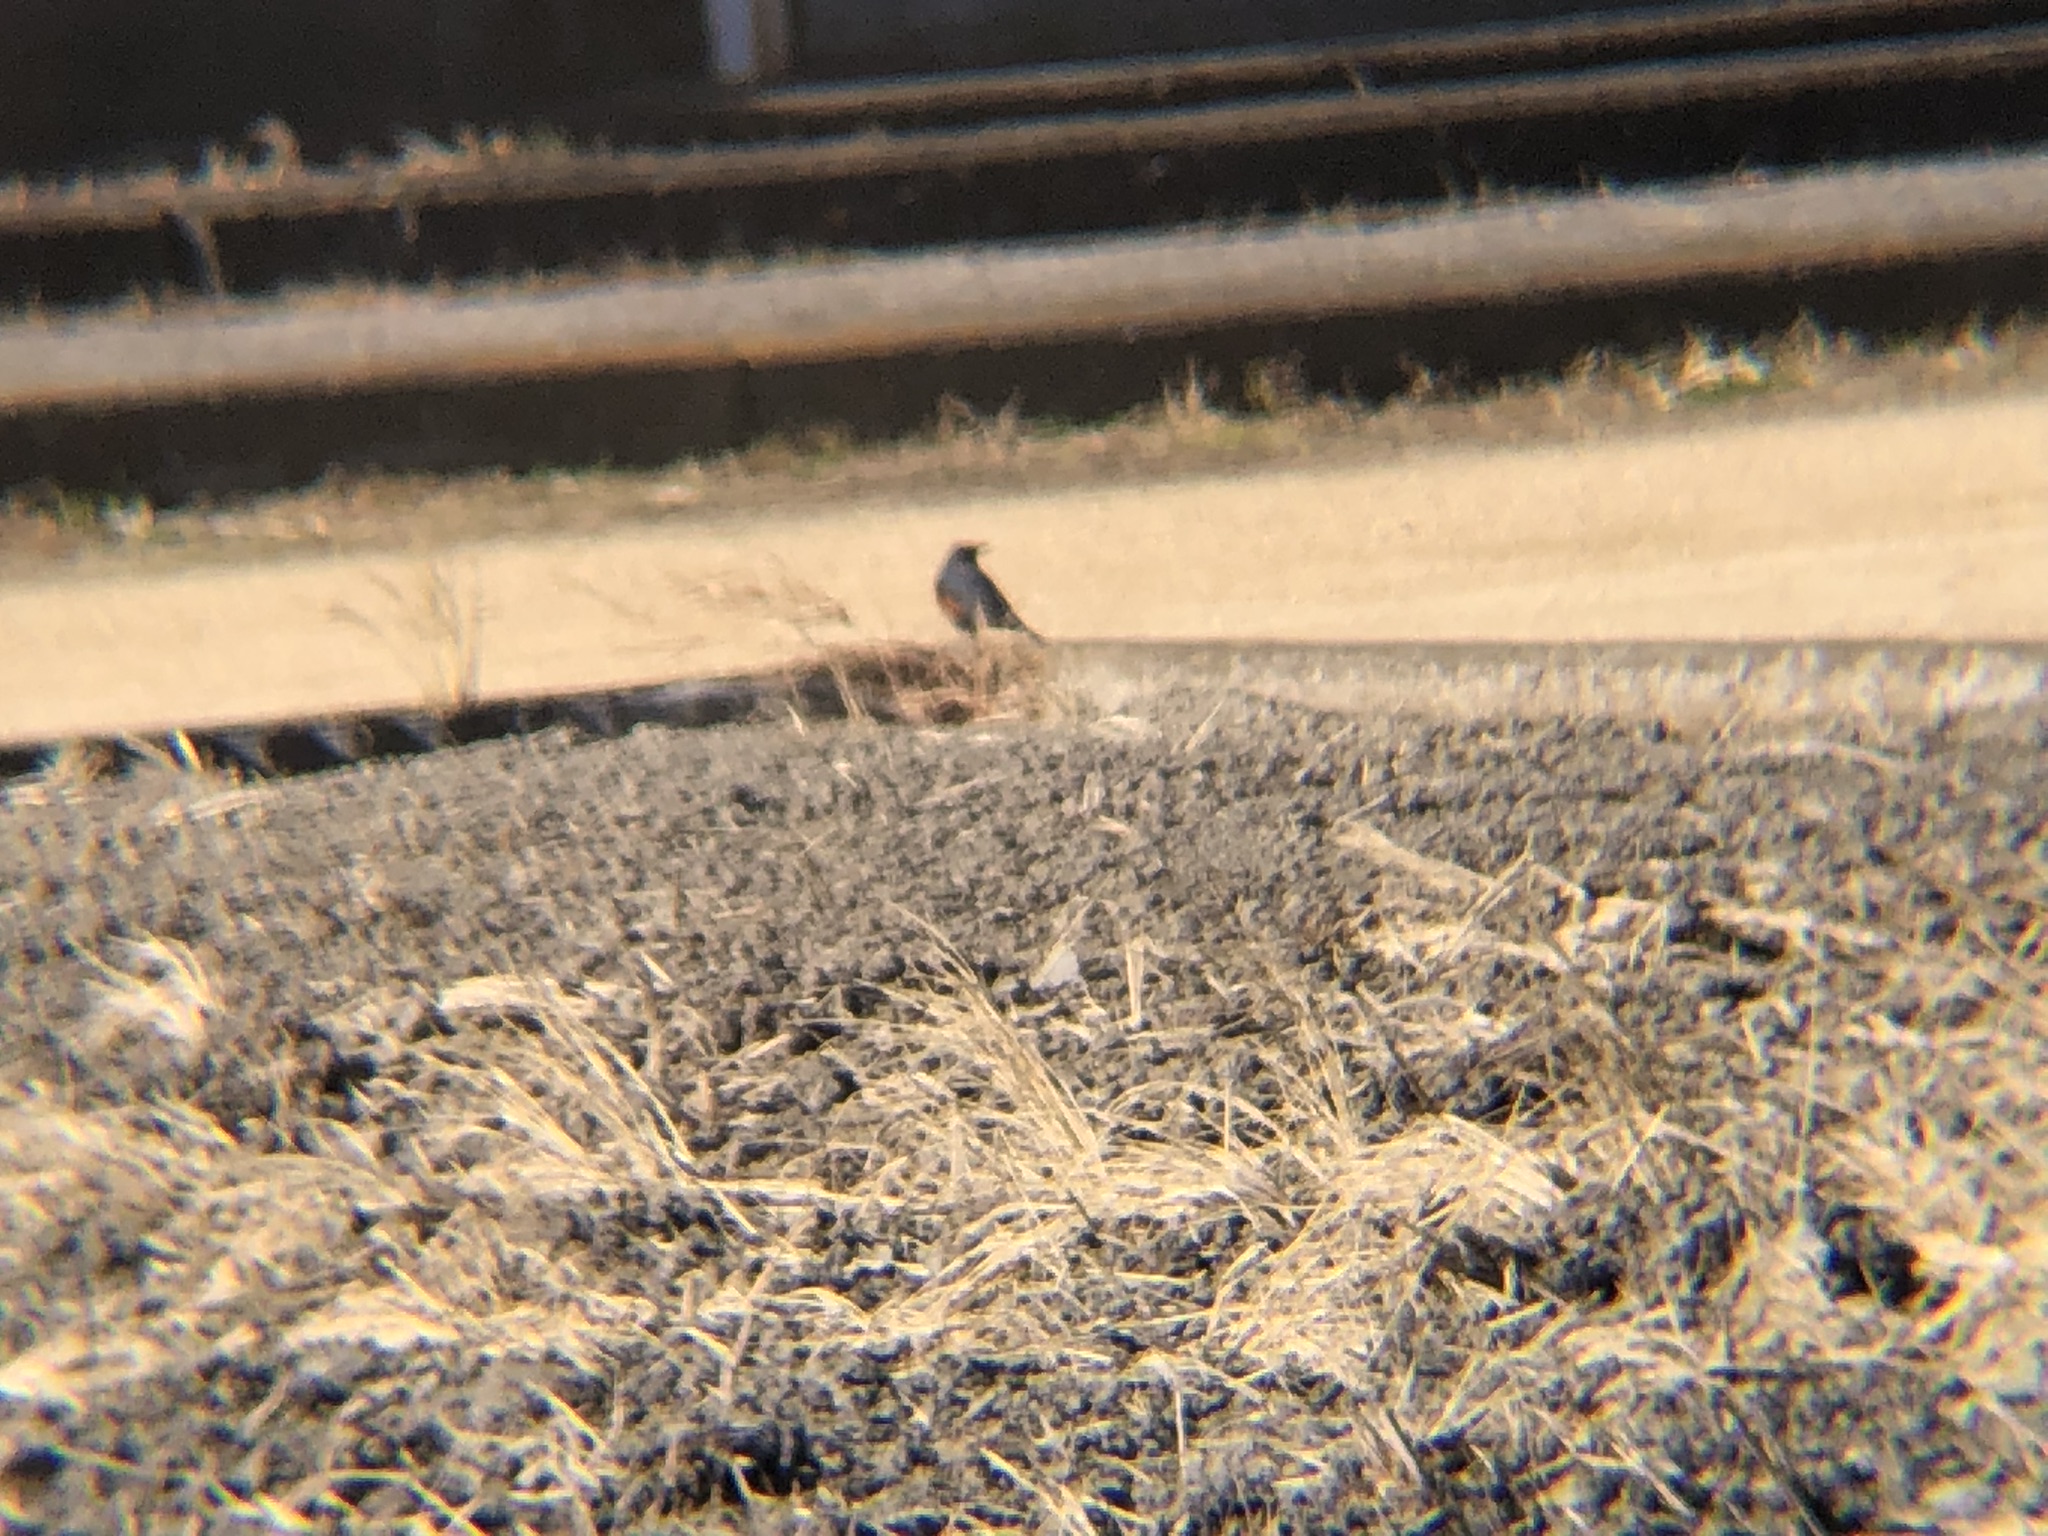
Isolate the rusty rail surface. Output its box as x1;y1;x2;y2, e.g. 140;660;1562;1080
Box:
7;21;2048;240
7;151;2047;414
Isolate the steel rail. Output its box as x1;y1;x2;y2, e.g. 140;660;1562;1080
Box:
745;0;2042;119
6;21;2048;239
6;150;2047;414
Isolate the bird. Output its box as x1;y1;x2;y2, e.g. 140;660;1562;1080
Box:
935;543;1041;641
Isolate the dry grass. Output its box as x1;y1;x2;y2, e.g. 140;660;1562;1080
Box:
787;638;1051;729
3;719;2043;1529
327;564;488;714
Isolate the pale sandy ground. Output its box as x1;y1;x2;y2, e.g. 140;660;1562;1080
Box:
4;387;2046;744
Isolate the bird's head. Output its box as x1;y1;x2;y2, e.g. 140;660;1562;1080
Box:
948;541;985;564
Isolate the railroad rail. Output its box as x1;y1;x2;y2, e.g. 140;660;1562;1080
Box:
14;22;2048;239
7;151;2048;413
620;0;2048;129
7;0;2048;307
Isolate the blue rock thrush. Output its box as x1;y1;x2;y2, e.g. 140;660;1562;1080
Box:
935;543;1041;641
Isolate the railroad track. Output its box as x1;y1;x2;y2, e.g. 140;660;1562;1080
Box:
5;0;2048;499
8;0;2048;306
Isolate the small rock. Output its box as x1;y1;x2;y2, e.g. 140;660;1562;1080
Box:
1030;942;1082;993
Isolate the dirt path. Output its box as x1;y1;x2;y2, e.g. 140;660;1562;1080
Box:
5;386;2046;743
